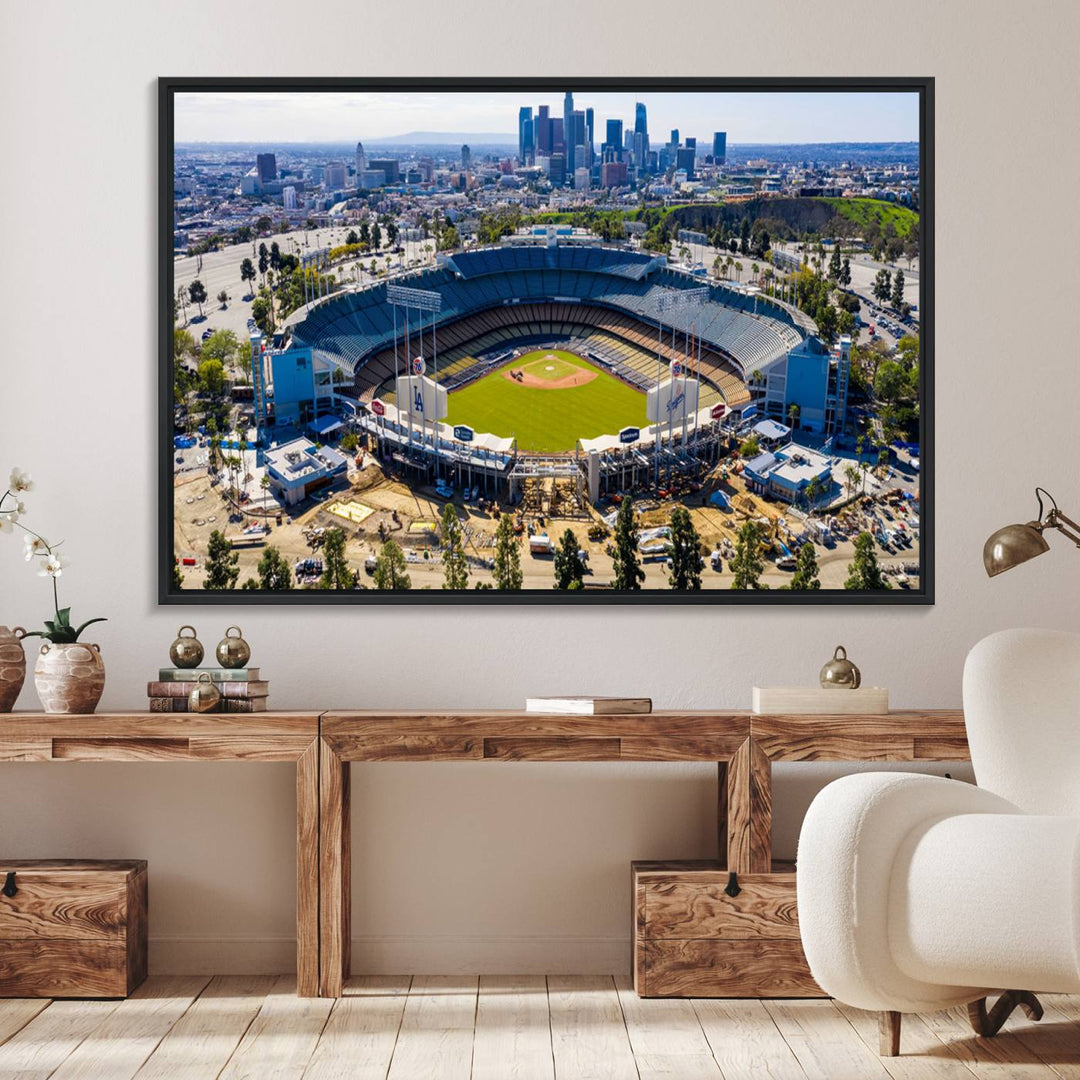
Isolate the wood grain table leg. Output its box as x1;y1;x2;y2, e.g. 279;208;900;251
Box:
296;738;320;997
717;760;729;869
726;738;772;874
319;737;351;997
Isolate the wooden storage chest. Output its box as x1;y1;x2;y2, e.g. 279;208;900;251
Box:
0;859;148;998
632;860;822;998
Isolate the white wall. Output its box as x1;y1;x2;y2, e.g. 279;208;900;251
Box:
2;0;1079;974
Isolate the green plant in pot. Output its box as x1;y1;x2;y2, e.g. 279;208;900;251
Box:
1;468;107;714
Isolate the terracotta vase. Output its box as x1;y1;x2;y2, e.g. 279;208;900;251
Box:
34;642;106;714
0;626;27;713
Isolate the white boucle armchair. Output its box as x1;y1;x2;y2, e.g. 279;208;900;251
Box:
797;628;1080;1056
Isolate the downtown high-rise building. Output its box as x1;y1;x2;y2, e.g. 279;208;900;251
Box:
563;91;575;173
670;128;679;146
585;107;595;166
519;106;533;164
604;118;623;160
712;131;727;163
461;144;472;170
537;105;551;154
256;153;277;183
355;141;365;177
634;101;649;156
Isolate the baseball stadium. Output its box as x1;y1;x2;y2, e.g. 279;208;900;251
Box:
273;241;818;505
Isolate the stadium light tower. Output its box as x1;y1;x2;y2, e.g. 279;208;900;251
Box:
653;287;708;484
387;284;444;477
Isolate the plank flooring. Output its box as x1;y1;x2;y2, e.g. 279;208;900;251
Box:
1;976;1078;1079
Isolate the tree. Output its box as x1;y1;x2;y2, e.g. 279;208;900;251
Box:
845;531;890;590
317;528;355;589
872;268;892;304
197;358;227;398
371;222;382;251
258;246;269;284
666;507;702;591
174;327;195;362
201;329;240;365
386;222;399;247
611;497;644;591
440;504;469;590
739;435;761;458
269;241;281;270
254;545;293;590
891;268;906;309
815;301;839;343
789;542;821;590
345;229;359;246
787;403;800;431
828;245;842;282
187;279;207;318
203;529;239;590
553;528;586;591
359;220;370;247
240;257;256;294
217;289;229;309
730;520;766;590
373;538;411;591
172;562;185;591
843;464;861;498
874;360;913;404
492;513;523;591
840;257;852;287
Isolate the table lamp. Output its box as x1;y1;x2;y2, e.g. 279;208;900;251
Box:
983;488;1080;577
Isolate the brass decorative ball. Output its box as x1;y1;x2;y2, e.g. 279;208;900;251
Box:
169;626;204;669
215;626;251;669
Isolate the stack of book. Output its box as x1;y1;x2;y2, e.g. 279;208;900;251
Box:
147;668;269;713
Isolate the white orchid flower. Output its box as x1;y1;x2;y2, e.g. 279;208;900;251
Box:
38;553;69;578
8;468;33;493
23;534;49;560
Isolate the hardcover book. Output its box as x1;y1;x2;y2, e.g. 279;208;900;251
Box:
158;668;261;681
147;681;269;699
525;696;652;716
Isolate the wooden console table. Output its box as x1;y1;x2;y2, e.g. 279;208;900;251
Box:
2;708;971;999
318;708;969;998
0;712;321;997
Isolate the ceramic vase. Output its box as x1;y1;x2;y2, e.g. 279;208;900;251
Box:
34;642;106;714
0;626;27;712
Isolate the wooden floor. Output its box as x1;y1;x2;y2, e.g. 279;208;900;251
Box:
2;975;1079;1080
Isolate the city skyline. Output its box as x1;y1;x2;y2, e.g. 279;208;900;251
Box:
175;90;920;145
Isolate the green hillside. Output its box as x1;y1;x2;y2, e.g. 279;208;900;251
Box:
817;197;919;238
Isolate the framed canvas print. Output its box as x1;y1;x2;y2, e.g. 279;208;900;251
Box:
160;77;933;604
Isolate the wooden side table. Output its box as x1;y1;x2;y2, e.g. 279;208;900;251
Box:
0;712;322;997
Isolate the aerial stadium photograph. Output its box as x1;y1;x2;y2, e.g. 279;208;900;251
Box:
162;79;930;602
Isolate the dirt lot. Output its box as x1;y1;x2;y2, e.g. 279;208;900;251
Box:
174;454;920;592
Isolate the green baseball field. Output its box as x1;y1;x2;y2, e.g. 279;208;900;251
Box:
444;349;648;453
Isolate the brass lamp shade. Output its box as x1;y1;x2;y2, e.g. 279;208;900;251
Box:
983;522;1050;577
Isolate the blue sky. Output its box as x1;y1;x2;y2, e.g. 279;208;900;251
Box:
175;90;920;144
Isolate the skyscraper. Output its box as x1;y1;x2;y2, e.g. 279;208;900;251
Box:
585;107;595;166
670;128;679;146
712;131;727;164
605;118;623;159
256;153;277;184
461;144;472;170
537;105;551;155
676;146;695;180
522;117;534;164
518;106;533;163
355;142;365;178
563;91;575;172
634;102;649;156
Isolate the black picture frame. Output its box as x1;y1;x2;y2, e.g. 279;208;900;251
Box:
160;76;933;606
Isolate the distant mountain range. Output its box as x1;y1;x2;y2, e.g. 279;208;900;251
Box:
362;131;516;145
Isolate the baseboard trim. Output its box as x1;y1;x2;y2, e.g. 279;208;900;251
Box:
149;934;630;975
